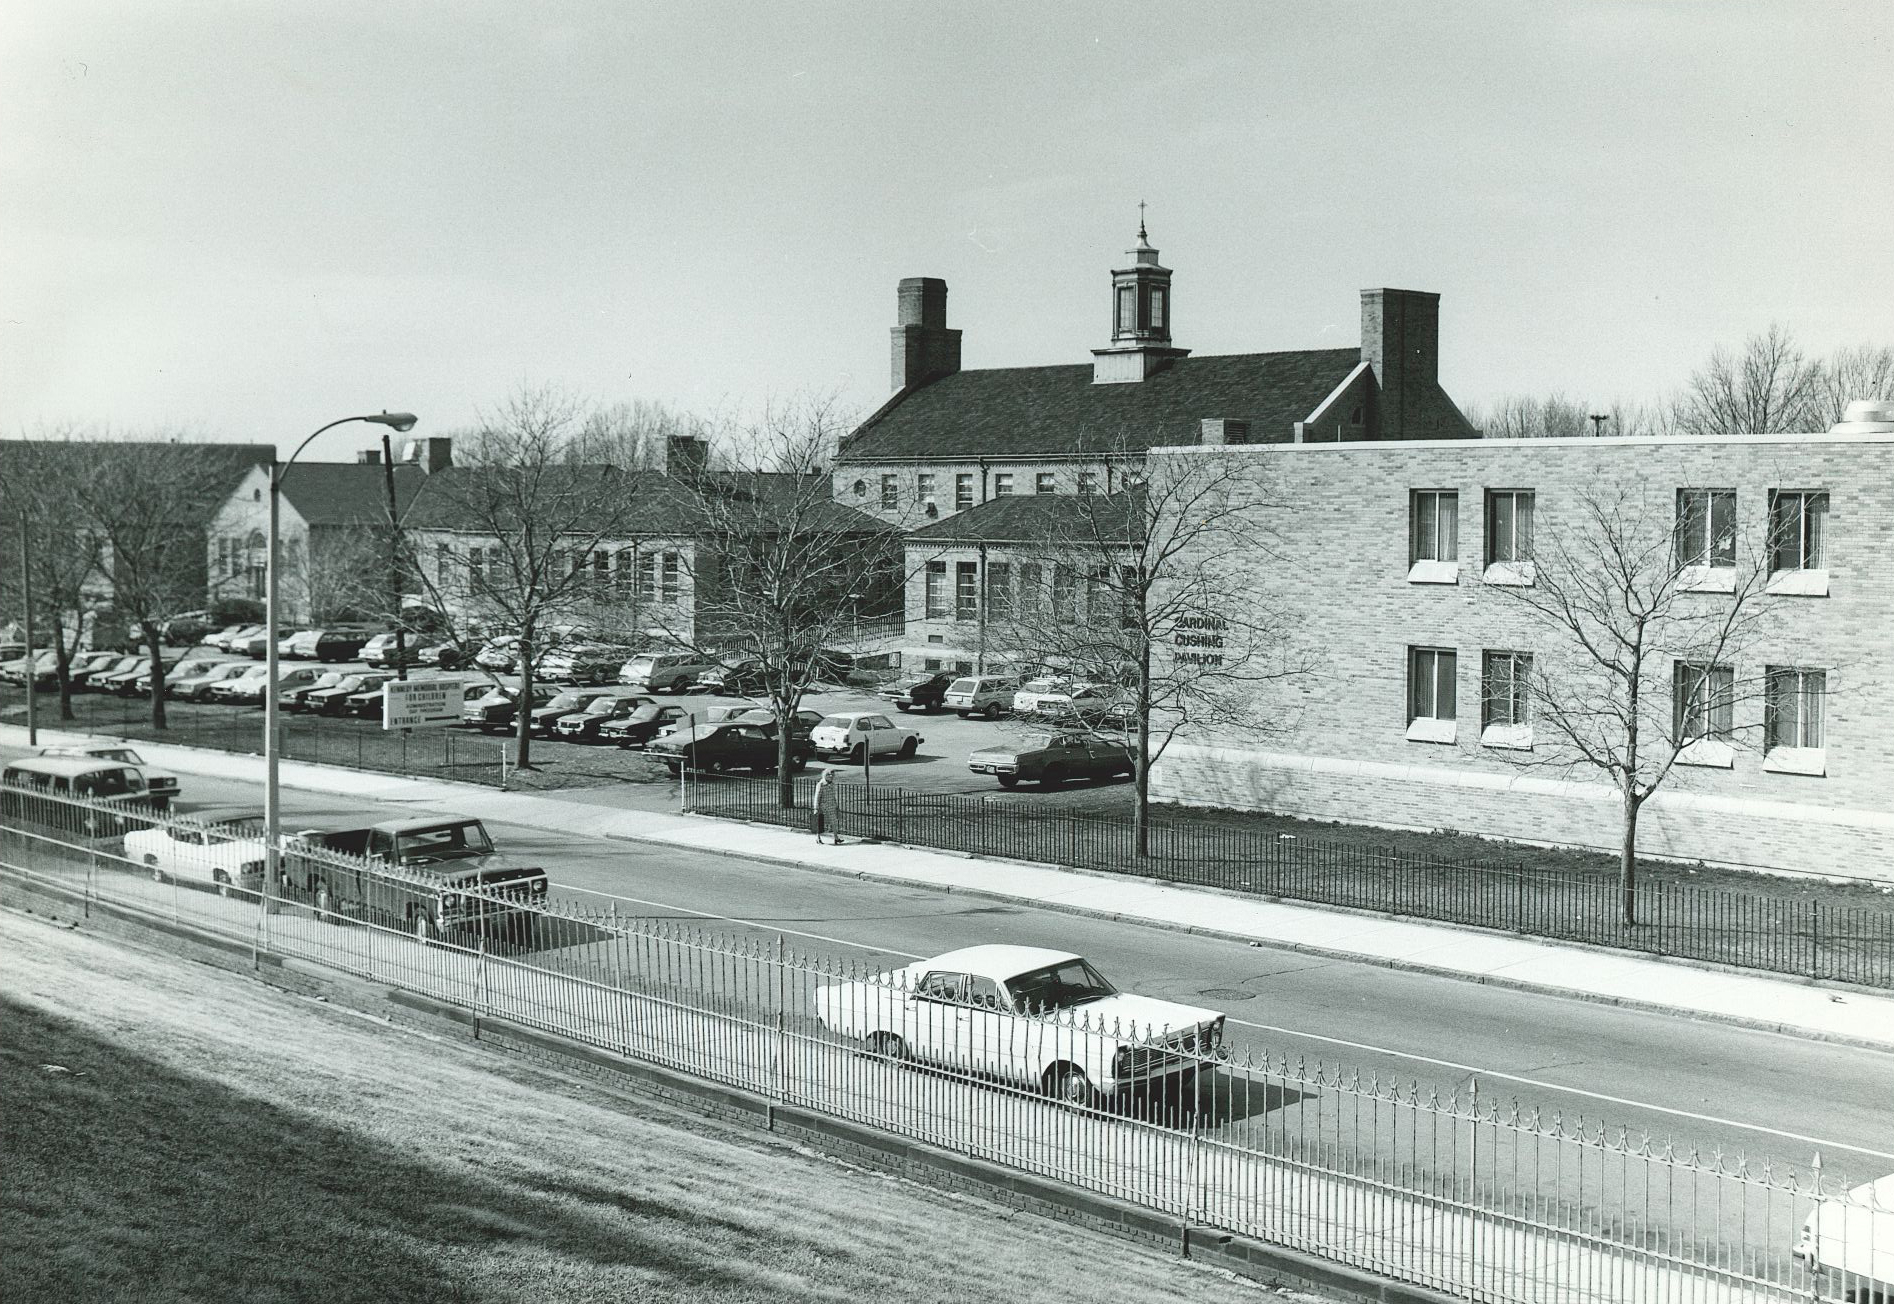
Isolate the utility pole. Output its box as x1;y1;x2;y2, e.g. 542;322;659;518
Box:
380;434;408;680
1589;413;1610;438
19;513;37;746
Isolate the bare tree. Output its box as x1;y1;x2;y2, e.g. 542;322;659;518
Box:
0;439;107;720
1466;394;1664;439
982;444;1308;855
1813;343;1894;429
1672;324;1826;436
1486;486;1777;923
413;385;657;769
674;395;903;805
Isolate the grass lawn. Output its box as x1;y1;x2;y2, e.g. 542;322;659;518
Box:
0;911;1280;1304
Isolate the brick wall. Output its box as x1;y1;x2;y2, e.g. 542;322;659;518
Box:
1145;433;1894;879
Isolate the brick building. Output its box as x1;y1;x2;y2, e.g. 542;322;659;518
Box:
1145;431;1894;880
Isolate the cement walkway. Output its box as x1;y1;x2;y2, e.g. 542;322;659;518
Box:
8;721;1893;1051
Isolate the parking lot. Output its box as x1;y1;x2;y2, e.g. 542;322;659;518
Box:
1;653;1137;812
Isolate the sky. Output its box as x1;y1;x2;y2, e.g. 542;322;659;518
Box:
3;1;1890;461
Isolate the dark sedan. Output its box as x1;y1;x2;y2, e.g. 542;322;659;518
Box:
967;730;1133;790
647;722;812;775
306;673;393;715
554;692;656;743
527;688;618;737
280;671;349;711
878;671;955;714
598;701;688;748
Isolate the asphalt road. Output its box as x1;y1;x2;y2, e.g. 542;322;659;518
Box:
48;751;1889;1189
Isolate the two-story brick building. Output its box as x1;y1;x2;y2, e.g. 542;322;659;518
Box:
1145;431;1894;880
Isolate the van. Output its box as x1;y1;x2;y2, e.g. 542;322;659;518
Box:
2;756;156;840
942;674;1021;719
620;650;718;694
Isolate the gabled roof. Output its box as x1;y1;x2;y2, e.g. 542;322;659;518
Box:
841;349;1362;462
0;438;273;502
907;490;1141;547
278;463;427;527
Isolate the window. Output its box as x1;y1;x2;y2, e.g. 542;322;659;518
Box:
917;472;936;502
1484;490;1534;584
924;561;948;619
955;562;978;622
955;473;974;511
468;547;485;592
614;548;635;596
880;474;898;510
1035;472;1056;494
437;544;453;590
987;561;1013;619
1764;667;1827;774
993;473;1014;496
1410;490;1460;583
1768;491;1828;595
1117;285;1136;333
1676;488;1737;568
592;549;610;589
1077;470;1098;496
1481;651;1532;748
1674;662;1735;767
1149;287;1166;330
636;553;657;603
1406;647;1457;743
1050;564;1077;622
1016;561;1043;617
660;551;680;604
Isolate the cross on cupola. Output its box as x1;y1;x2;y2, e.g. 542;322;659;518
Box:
1091;207;1189;384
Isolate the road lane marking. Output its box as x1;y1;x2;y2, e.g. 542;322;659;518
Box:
554;883;1894;1161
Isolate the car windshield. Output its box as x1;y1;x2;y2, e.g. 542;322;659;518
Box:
816;715;855;730
1006;959;1117;1013
1018;732;1055;751
947;678;976;694
309;674;343;688
582;696;624;715
626;657;655;676
97;749;142;765
545;692;588;710
395;821;495;861
331;676;365;692
622;703;661;722
1021;679;1064;694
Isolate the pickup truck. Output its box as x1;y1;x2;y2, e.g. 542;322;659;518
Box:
285;815;549;940
814;944;1224;1106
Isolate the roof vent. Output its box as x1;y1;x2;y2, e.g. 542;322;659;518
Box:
1830;399;1894;434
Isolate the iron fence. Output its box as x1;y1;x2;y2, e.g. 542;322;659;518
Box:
679;776;1894;990
8;788;1880;1303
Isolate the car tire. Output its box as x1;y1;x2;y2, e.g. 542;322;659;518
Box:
669;676;690;694
866;1032;910;1062
982;702;1001;720
895;703;909;712
789;756;807;773
849;743;866;765
1046;1064;1098;1108
898;737;917;759
1042;764;1067;789
997;774;1019;790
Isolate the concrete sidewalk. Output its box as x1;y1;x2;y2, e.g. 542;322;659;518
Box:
9;721;1894;1051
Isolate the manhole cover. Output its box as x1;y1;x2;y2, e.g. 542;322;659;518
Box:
1198;987;1257;1001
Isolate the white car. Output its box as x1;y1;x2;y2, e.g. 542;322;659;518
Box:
1793;1172;1893;1295
807;711;921;762
1010;677;1077;716
39;745;181;809
123;806;269;896
815;945;1225;1106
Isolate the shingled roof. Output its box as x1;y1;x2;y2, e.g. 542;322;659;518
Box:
907;490;1142;547
279;463;427;527
840;349;1362;462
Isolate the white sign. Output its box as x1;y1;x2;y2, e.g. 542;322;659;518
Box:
383;677;469;730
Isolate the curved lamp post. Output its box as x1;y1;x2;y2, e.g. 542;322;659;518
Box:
264;412;417;916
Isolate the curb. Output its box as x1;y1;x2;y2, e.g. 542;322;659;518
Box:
600;827;1894;1055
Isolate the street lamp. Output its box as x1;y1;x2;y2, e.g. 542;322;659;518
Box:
264;412;417;915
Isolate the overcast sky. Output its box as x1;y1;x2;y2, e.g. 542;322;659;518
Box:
3;2;1889;459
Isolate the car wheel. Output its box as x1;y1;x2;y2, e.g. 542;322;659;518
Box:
669;676;690;694
849;743;866;765
1046;1064;1098;1108
997;774;1019;790
898;737;917;759
866;1032;910;1062
895;702;909;712
789;756;807;773
665;762;682;776
982;702;1001;720
1042;764;1067;789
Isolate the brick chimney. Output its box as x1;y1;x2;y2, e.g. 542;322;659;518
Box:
890;277;962;392
1360;289;1440;441
664;434;709;478
400;436;454;472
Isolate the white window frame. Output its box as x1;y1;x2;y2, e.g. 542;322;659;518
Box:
1480;650;1533;750
1676;487;1738;592
1767;490;1830;596
923;561;948;620
880;474;898;510
1674;661;1735;768
992;472;1014;497
1483;490;1535;586
1409;489;1460;584
1763;666;1827;775
1406;646;1457;743
1077;470;1098;496
954;473;974;511
1035;472;1056;494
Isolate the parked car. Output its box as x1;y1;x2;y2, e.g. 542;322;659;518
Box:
172;660;260;701
1012;677;1082;717
474;636;523;672
136;655;231;696
236;629;277;658
813;944;1224;1106
879;671;955;714
620;650;719;694
942;674;1021;719
124;806;267;895
39;744;181;809
647;721;811;775
304;672;392;715
1792;1172;1894;1299
686;655;772;696
808;711;921;763
364;632;462;669
598;701;689;748
651;698;765;742
208;664;323;705
730;707;824;745
158;611;216;646
553;690;656;742
204;623;261;652
538;643;631;685
967;729;1133;789
312;628;377;662
460;683;558;730
1;649;59;686
287;816;548;940
102;654;183;696
527;687;621;736
1027;682;1132;726
66;651;130;689
343;678;400;717
280;670;349;711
